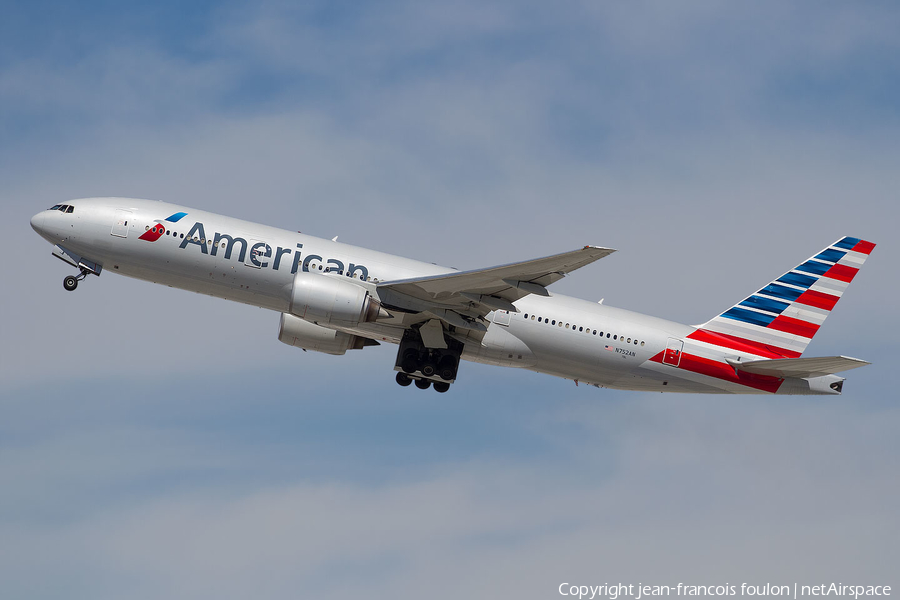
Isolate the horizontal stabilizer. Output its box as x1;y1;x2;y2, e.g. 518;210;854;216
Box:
731;355;870;378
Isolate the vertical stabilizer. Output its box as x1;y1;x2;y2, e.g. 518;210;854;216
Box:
689;237;875;358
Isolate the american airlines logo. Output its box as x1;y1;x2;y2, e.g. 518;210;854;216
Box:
175;220;370;278
138;212;188;242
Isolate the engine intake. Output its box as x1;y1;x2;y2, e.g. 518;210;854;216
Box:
289;272;385;327
278;313;378;355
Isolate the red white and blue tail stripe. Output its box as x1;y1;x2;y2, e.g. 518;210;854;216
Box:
689;237;875;359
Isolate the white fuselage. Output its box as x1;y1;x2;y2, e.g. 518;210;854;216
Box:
30;197;839;394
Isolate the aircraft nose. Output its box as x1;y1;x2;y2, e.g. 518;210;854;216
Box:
30;211;45;234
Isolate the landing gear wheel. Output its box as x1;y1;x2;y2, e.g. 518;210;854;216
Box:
433;382;450;393
395;372;412;387
63;275;78;291
401;350;419;374
438;356;456;381
421;363;436;377
414;378;431;390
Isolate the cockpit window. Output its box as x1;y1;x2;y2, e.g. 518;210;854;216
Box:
58;205;69;211
65;205;74;213
50;205;61;210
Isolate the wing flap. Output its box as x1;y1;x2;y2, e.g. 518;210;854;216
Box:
733;356;870;378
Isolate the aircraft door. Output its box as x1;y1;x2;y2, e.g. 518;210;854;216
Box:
244;238;271;269
663;338;683;367
111;209;131;238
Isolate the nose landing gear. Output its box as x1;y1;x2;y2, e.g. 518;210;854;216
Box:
63;267;94;291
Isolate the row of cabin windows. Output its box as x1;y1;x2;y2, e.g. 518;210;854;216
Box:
146;224;186;238
521;313;645;346
49;204;74;213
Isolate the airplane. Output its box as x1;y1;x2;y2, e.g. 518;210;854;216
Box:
30;197;875;395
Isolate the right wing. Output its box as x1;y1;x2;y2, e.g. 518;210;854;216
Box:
376;245;615;330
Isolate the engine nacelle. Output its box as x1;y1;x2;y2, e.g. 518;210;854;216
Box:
278;313;375;355
289;272;383;327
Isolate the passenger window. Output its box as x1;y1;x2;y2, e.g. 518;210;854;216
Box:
538;317;542;322
641;341;645;346
565;323;570;329
524;313;528;319
579;327;583;332
627;338;631;343
593;330;597;335
531;315;535;320
613;335;617;340
551;320;556;325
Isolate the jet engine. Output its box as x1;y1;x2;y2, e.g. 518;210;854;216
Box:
289;272;386;327
278;313;378;355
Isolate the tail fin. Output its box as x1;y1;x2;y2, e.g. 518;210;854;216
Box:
690;237;875;358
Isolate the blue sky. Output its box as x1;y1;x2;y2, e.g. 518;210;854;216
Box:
1;1;898;598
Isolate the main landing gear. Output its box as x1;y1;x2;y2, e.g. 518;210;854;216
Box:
63;267;93;291
394;372;451;393
393;328;462;393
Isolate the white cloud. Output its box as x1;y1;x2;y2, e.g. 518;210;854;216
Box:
1;399;896;599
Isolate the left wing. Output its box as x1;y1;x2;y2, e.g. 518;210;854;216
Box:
376;245;615;330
